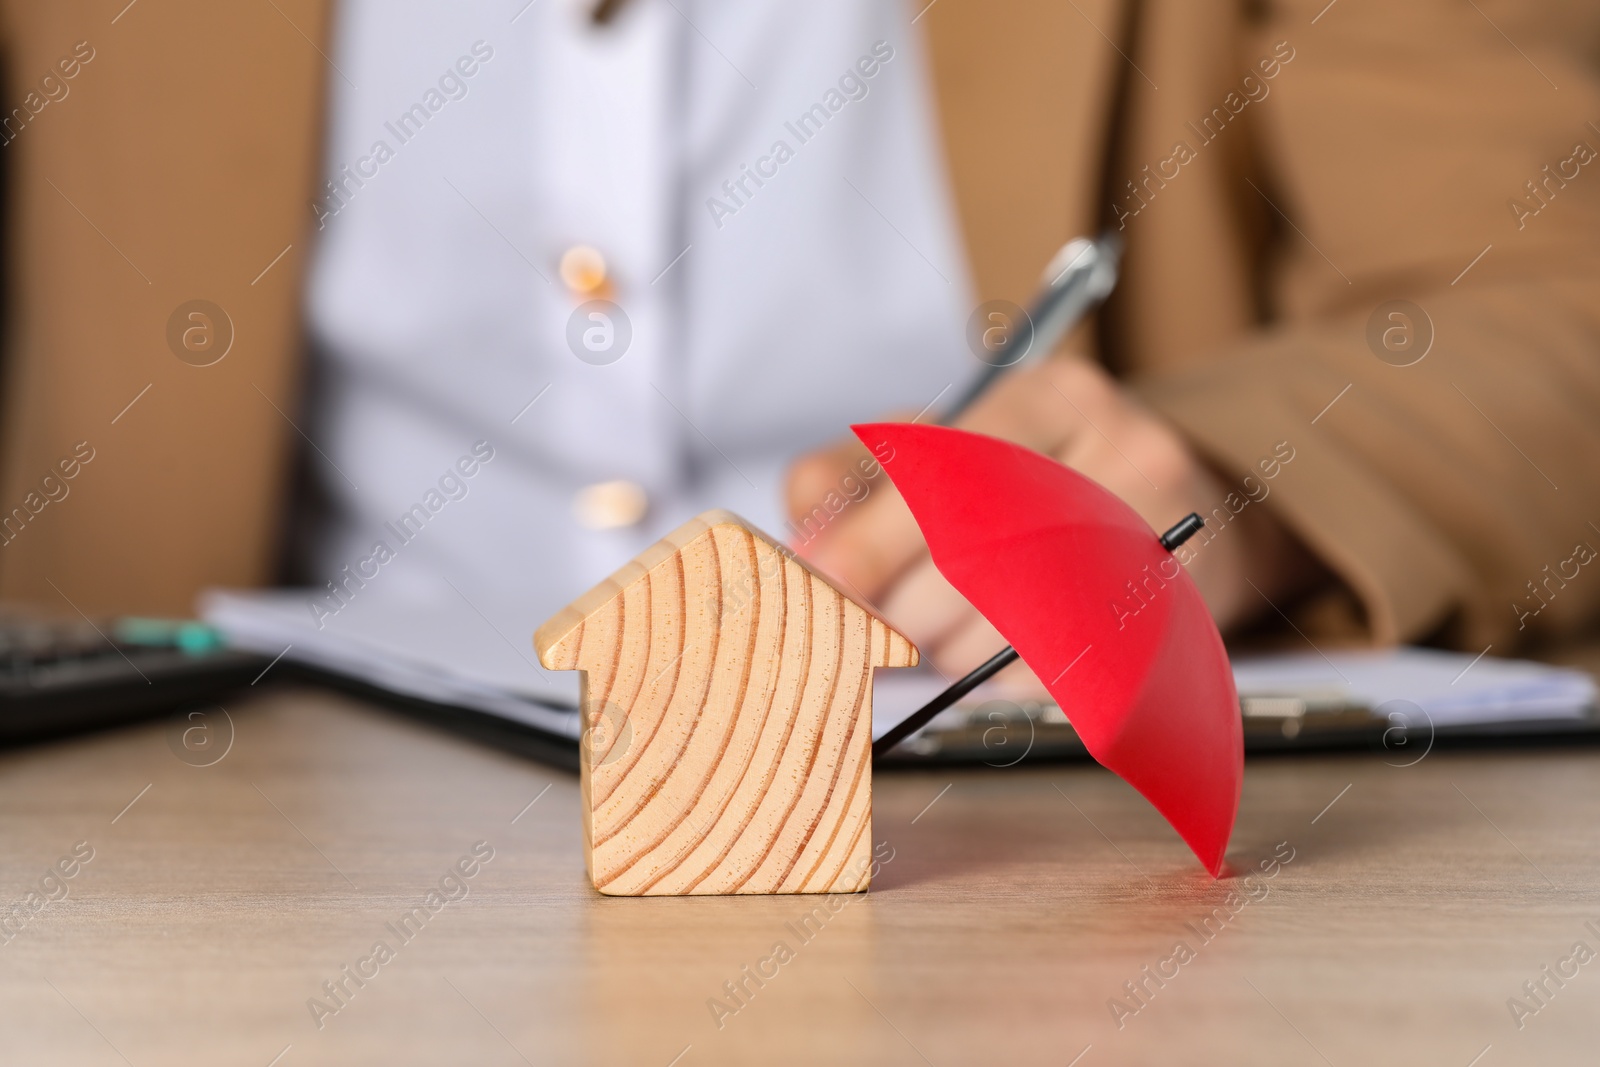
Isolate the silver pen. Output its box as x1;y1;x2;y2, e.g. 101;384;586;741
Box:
940;233;1121;424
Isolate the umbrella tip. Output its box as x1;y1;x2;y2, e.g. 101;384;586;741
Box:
1159;513;1206;552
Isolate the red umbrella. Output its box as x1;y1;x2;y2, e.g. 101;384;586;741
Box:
857;422;1241;876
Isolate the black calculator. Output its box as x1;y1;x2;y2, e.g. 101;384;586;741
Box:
0;606;267;743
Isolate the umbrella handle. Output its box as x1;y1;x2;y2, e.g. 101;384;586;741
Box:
871;512;1205;761
871;646;1020;760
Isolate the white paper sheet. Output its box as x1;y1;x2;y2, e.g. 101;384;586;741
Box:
203;588;1596;741
1229;647;1595;727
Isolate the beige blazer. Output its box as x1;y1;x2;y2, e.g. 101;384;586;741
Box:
3;0;1598;652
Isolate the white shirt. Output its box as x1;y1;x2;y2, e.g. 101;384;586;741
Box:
305;0;975;686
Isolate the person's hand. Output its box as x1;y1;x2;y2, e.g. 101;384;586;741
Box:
785;357;1317;693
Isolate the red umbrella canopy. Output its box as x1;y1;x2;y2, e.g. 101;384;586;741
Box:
854;422;1242;876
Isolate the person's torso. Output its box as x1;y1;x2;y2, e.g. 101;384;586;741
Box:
306;0;977;624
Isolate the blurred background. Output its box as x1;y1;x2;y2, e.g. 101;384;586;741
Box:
0;0;1597;720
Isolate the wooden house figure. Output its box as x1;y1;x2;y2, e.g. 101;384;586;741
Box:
535;509;919;896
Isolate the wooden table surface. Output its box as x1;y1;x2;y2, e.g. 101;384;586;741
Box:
2;685;1597;1066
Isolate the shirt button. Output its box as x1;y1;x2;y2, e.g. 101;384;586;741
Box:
574;479;648;530
559;245;611;299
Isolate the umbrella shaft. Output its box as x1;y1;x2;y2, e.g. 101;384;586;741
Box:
872;645;1021;760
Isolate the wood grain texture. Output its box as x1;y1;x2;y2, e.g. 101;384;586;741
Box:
535;510;917;895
